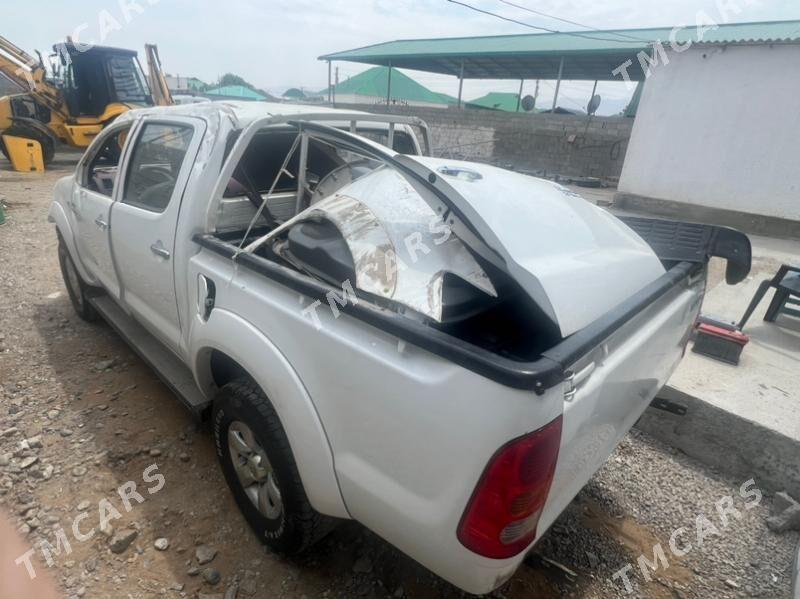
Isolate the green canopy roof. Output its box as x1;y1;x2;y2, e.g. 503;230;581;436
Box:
206;85;266;100
282;87;306;99
466;92;524;112
320;20;800;81
320;66;456;105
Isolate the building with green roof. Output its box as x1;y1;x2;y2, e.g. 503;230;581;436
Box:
205;85;266;101
467;92;525;113
320;66;456;108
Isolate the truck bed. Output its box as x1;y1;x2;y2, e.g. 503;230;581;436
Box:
194;216;750;395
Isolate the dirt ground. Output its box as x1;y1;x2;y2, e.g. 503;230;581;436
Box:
0;153;796;599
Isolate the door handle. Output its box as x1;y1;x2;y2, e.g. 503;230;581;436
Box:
94;216;109;230
150;243;171;259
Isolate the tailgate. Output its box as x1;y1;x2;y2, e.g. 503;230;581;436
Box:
538;267;705;533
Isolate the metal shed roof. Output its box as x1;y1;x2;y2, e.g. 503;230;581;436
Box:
319;20;800;81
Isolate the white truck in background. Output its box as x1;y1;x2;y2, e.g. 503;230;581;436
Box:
49;102;751;594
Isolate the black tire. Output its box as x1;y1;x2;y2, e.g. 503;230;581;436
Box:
1;123;56;165
57;239;98;322
213;378;335;554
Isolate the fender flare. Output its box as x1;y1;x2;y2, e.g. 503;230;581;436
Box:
191;308;350;519
49;199;98;285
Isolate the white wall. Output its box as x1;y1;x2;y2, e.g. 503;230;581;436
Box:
619;44;800;221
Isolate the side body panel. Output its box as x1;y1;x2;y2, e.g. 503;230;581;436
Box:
186;292;350;518
187;247;566;594
190;245;703;594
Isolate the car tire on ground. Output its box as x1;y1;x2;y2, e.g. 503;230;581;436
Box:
213;377;335;554
57;237;98;322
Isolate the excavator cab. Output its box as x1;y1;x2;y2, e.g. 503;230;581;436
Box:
1;35;169;171
59;43;154;117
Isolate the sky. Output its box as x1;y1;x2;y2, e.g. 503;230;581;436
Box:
4;0;799;115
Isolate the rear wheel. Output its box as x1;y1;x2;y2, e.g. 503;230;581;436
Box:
1;123;56;166
58;239;98;322
213;377;335;554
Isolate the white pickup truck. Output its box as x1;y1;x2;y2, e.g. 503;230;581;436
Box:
49;102;750;594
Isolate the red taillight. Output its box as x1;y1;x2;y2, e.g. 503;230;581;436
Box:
457;415;562;559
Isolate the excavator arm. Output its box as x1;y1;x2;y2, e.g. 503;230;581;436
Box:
0;35;62;113
144;44;173;106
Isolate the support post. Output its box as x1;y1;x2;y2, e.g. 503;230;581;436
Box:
516;79;524;112
387;122;395;151
457;61;465;109
552;56;564;112
327;61;332;104
333;66;338;107
294;132;309;215
387;62;393;107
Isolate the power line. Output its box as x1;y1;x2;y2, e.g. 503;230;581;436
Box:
445;0;648;45
540;79;586;110
495;0;648;42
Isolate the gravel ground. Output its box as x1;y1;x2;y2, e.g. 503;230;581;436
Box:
0;153;796;598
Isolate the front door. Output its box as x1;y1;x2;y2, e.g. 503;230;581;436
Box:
70;124;132;299
110;118;204;353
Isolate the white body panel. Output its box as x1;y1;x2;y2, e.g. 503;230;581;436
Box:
49;102;704;595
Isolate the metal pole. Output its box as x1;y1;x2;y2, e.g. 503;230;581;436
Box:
589;79;598;110
387;122;395;150
387;62;393;107
333;66;338;107
295;132;309;215
327;61;332;104
516;79;524;112
457;61;465;109
534;79;540;109
552;56;564;112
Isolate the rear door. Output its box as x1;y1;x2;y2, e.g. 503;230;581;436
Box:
70;122;134;299
110;117;205;353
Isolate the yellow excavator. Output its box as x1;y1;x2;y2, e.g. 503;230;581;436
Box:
0;35;172;171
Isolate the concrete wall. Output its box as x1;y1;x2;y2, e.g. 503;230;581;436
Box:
337;103;634;179
619;43;800;222
332;94;450;109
